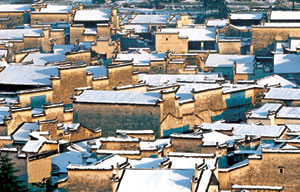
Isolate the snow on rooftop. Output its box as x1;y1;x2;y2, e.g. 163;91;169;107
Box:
248;103;282;119
39;5;72;13
130;15;169;24
0;64;58;86
53;44;75;54
286;124;300;132
235;63;254;74
200;123;286;138
219;159;249;172
169;157;216;170
274;54;300;74
86;66;107;78
0;28;43;40
262;23;300;27
122;24;149;33
206;19;228;28
117;169;194;192
264;88;300;101
99;136;139;142
139;73;220;86
232;184;283;190
277;107;300;119
0;4;30;12
57;123;80;131
13;122;39;143
140;138;171;150
116;129;154;134
52;150;89;173
205;54;255;68
129;158;166;168
230;13;263;20
0;106;9;124
68;154;127;170
115;49;166;66
74;9;111;22
160;27;216;41
197;169;213;192
75;90;161;105
22;53;66;66
270;11;300;21
256;74;297;88
0;50;7;57
202;131;241;146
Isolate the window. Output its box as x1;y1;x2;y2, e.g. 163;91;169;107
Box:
280;168;284;174
278;166;284;174
166;38;168;41
203;41;215;50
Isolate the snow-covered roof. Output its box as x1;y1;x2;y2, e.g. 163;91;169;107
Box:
169;157;216;170
68;154;127;170
176;83;221;103
219;159;249;172
139;73;220;86
38;5;72;13
22;131;57;153
0;64;58;86
286;124;300;132
270;11;300;21
22;53;66;66
274;54;300;74
160;27;216;41
248;103;282;119
0;4;30;12
13;122;39;143
130;15;170;24
197;170;213;192
232;184;283;191
202;131;241;146
74;90;161;105
53;44;75;54
200;123;286;138
262;23;300;27
0;106;9;124
206;19;228;28
86;66;107;78
116;129;154;134
205;54;255;68
129;158;166;168
140;138;171;150
264;88;300;101
74;9;111;22
115;49;166;66
52;150;90;173
230;13;263;20
117;169;194;192
277;107;300;119
122;24;149;33
256;74;297;88
57;123;80;131
99;137;139;142
0;28;43;40
222;84;262;94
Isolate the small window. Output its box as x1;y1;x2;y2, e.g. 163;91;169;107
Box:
280;168;284;174
166;38;168;41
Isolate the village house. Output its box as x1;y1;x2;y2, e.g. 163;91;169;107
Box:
30;4;74;25
202;54;255;82
113;48;167;73
156;26;217;54
0;4;30;28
